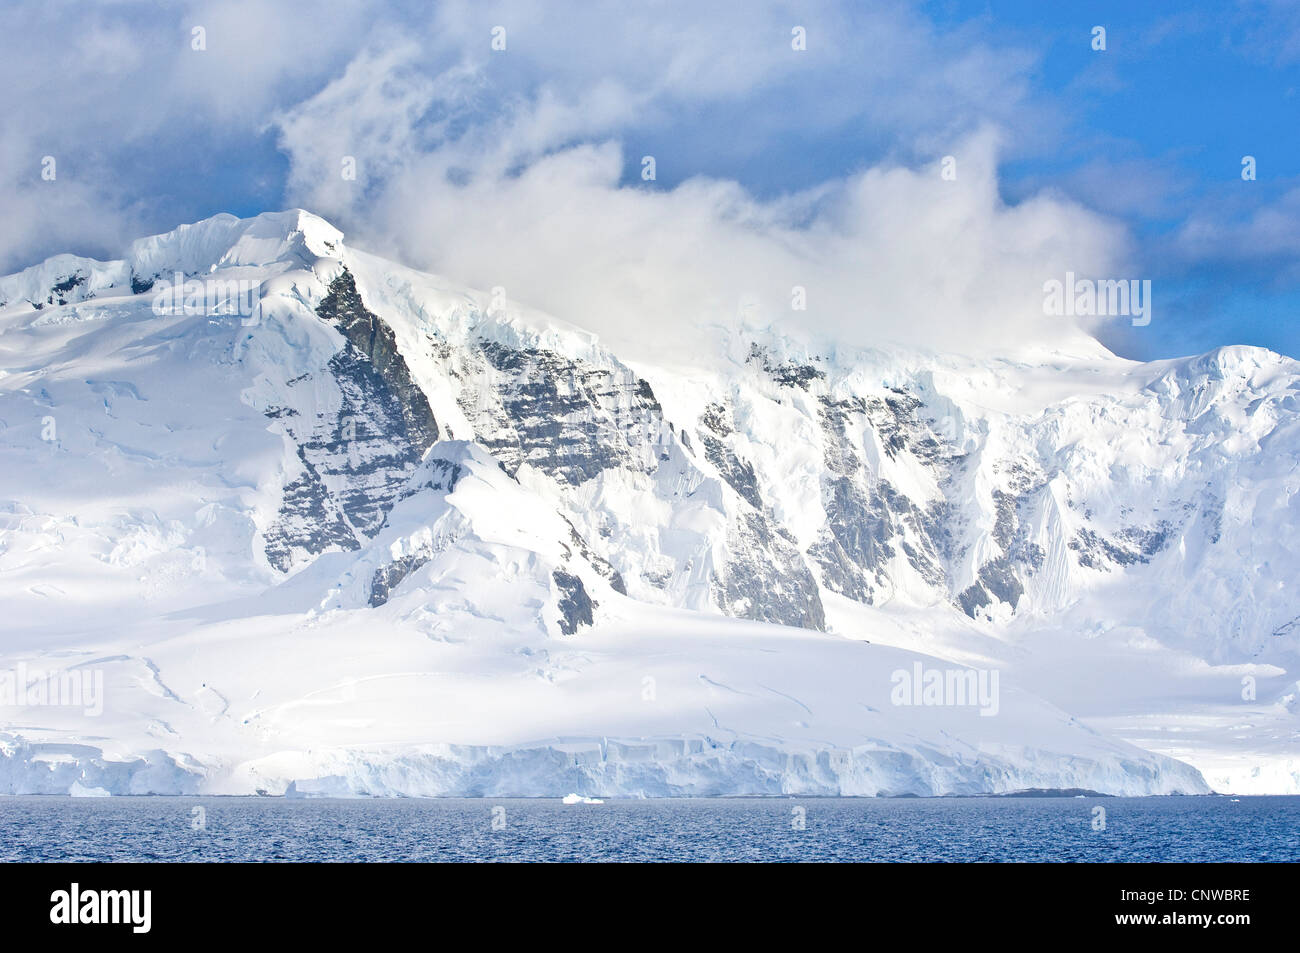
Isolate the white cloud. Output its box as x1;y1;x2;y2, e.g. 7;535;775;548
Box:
270;10;1127;362
0;0;373;270
1173;182;1300;283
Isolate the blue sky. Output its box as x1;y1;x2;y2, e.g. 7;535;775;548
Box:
938;0;1300;360
3;0;1298;362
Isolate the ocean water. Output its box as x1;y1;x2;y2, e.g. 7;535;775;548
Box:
2;795;1296;862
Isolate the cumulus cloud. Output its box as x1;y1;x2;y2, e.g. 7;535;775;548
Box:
270;2;1124;362
341;129;1124;362
1175;184;1300;260
0;0;371;271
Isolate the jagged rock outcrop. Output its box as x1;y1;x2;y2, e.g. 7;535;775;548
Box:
262;269;439;572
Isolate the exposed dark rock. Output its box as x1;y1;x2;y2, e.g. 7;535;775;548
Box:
369;550;432;608
954;479;1047;618
262;268;440;571
264;448;359;573
394;458;464;508
553;570;596;634
958;556;1024;617
864;391;926;460
365;457;467;606
318;268;440;455
562;518;627;595
1069;521;1174;570
747;343;825;390
459;342;663;485
716;513;826;630
634;378;662;413
698;403;762;509
811;395;948;603
41;273;86;307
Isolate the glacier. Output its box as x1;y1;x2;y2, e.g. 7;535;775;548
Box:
0;209;1295;796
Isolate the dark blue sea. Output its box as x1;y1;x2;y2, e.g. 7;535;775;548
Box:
2;795;1296;862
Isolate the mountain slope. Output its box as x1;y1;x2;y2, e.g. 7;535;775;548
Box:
0;209;1295;795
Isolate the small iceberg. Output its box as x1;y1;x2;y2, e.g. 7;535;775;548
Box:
562;793;604;805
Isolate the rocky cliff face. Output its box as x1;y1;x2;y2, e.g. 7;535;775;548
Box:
262;269;440;572
249;252;838;633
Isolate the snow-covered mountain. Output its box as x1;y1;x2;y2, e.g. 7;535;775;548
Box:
0;209;1295;796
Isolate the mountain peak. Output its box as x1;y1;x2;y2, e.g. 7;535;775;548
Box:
126;208;344;280
0;209;347;317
